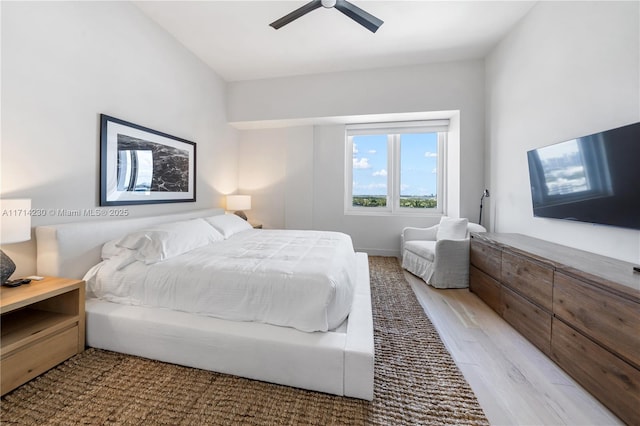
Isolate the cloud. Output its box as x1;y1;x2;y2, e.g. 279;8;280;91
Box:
353;157;371;169
424;151;438;158
353;143;359;155
372;169;387;177
431;168;437;173
368;149;377;154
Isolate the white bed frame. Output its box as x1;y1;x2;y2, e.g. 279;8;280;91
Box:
35;209;374;400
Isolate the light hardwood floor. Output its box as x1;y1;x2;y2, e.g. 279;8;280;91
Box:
404;271;623;426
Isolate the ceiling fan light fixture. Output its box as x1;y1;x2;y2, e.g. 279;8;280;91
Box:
321;0;337;8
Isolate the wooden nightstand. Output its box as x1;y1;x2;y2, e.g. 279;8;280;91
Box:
1;277;85;395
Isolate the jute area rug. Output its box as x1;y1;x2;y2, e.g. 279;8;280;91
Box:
1;256;488;425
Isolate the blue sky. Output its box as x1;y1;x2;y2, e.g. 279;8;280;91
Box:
352;133;438;197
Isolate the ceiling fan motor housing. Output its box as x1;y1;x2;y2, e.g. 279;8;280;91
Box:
321;0;337;8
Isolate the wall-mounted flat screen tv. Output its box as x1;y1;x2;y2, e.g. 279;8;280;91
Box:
526;121;640;230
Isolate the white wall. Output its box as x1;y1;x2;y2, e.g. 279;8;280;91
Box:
486;1;640;263
237;126;314;229
231;60;486;256
1;1;239;276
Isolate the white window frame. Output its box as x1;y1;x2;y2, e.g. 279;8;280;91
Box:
345;120;448;216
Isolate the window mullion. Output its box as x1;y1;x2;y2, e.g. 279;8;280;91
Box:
386;135;394;211
391;134;401;213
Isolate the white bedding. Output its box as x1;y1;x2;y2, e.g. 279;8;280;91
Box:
84;229;356;332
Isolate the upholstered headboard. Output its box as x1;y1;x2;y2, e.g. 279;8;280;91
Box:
36;208;224;279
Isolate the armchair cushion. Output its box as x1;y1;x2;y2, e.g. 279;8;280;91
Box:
403;241;436;262
436;217;468;240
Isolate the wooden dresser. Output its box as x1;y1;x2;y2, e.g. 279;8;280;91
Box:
469;233;639;425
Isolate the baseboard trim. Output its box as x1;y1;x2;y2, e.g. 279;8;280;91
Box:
355;248;400;258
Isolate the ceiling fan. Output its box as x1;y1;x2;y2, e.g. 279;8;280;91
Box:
270;0;384;33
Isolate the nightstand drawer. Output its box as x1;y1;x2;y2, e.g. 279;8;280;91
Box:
1;325;78;395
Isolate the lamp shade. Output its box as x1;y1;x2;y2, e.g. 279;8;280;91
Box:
226;195;251;211
0;199;32;244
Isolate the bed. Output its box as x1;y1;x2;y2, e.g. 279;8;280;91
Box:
35;209;374;400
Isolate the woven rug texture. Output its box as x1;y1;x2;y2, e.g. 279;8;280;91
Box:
1;256;488;425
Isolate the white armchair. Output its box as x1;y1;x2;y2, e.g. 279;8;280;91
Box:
401;217;486;289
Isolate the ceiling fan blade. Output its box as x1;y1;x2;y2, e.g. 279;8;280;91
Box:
270;0;322;30
334;0;383;33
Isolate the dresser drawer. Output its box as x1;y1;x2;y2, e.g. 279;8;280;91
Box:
551;318;640;426
1;325;78;395
470;239;501;280
501;251;553;311
554;272;640;368
503;287;551;355
470;266;503;314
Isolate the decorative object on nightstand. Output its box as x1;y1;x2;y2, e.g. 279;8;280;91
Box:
0;277;86;395
251;223;263;229
226;195;251;220
0;199;31;286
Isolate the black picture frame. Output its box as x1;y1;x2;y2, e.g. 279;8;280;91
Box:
100;114;196;206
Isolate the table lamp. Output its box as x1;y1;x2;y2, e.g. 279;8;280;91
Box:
1;199;32;284
226;195;251;220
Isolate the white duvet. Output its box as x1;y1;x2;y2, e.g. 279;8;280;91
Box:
84;229;357;332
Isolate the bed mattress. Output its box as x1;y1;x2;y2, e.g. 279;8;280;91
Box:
84;229;356;332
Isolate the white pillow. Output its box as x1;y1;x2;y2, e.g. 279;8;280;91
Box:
436;217;468;240
101;239;137;270
102;239;133;260
204;214;253;239
116;218;224;264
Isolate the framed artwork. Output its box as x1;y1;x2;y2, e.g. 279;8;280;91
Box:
100;114;196;206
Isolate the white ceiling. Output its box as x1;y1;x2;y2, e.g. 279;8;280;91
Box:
134;1;536;82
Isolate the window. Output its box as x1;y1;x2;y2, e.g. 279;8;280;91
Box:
345;121;448;215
